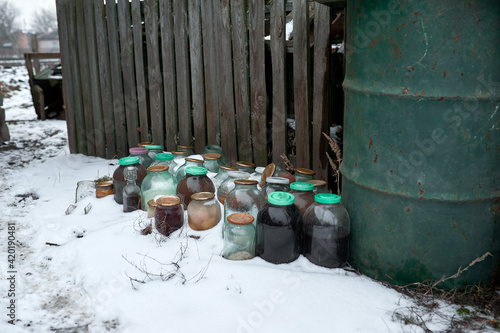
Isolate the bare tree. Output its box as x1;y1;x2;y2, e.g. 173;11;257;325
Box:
32;7;58;34
0;0;19;41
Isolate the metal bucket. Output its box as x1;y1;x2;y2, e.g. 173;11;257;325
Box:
342;0;500;287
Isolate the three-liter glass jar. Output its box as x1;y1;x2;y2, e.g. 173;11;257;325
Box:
236;161;256;174
155;195;184;236
294;167;315;182
151;152;176;175
129;147;153;169
203;144;227;166
223;179;266;237
306;180;330;194
145;145;163;160
222;213;256;260
175;158;205;182
177;145;195;155
187;192;221;230
302;194;350;268
289;182;316;216
213;165;238;189
216;171;250;204
176;166;215;208
261;177;290;200
256;192;303;264
141;165;177;210
202;153;222;173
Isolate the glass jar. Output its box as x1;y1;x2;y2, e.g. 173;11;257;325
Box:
123;167;142;212
95;180;114;199
261;162;295;184
147;199;158;218
249;166;266;190
187;192;221;230
202;152;222;173
151;152;176;175
306;180;330;194
75;180;95;203
177;145;195;155
236;161;256;174
294;167;315;182
289;182;316;216
216;171;250;204
113;156;147;204
155;195;184;236
213;165;238;189
175;157;205;182
129;147;154;169
261;177;290;200
223;179;266;237
256;192;303;264
203;144;227;166
138;141;155;148
222;213;256;260
145;145;163;160
302;194;350;268
171;151;190;168
141;165;177;210
176;166;215;208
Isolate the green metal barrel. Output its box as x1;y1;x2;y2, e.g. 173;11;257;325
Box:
341;0;500;287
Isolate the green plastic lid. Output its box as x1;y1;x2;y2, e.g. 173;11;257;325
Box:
290;182;314;191
315;193;341;204
119;156;140;166
268;191;295;206
155;153;174;161
185;166;208;175
145;145;163;150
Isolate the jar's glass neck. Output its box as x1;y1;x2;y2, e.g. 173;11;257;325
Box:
234;184;257;190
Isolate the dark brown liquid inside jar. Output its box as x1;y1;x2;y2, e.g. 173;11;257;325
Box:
303;225;349;268
290;190;315;216
123;194;142;213
155;203;184;236
176;174;215;208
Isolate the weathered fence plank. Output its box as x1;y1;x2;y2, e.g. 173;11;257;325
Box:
293;0;311;168
231;0;252;162
200;0;220;148
188;0;206;153
271;0;287;168
117;0;140;147
312;3;331;183
173;0;193;146
84;0;106;158
248;0;268;166
159;0;177;151
93;0;116;158
214;0;237;164
144;0;164;148
76;0;95;155
132;0;150;143
56;0;77;153
105;0;128;157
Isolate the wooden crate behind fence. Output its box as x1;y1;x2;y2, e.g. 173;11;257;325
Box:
56;0;336;182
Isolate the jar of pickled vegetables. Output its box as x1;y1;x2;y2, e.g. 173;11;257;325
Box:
187;192;221;230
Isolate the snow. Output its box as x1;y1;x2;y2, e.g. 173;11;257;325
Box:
0;66;479;332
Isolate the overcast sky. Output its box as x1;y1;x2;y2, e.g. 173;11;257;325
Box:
13;0;56;31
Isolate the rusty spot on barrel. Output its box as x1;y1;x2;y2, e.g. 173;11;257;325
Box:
403;86;409;94
455;34;459;42
369;136;373;149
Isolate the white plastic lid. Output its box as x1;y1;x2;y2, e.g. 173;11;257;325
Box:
266;176;290;184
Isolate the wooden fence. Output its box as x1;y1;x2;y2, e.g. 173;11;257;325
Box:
55;0;338;181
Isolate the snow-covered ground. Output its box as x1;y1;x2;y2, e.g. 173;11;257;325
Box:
0;66;488;333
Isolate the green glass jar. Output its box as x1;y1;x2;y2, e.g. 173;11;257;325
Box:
236;161;256;174
145;145;163;160
217;171;250;204
289;182;316;216
203;144;227;166
223;213;256;260
141;165;178;210
177;145;195;155
261;177;290;200
213;165;238;189
175;158;205;182
202;152;222;173
294;167;315;182
151;152;176;175
129;147;153;169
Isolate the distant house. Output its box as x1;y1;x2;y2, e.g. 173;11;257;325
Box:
0;31;31;58
38;31;60;53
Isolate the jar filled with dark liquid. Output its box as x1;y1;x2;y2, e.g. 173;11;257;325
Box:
289;182;316;216
302;194;350;268
123;167;142;212
176;166;215;208
256;192;303;264
155;195;184;236
113;157;147;204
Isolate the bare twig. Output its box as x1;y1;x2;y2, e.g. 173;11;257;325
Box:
322;132;342;195
280;153;295;173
